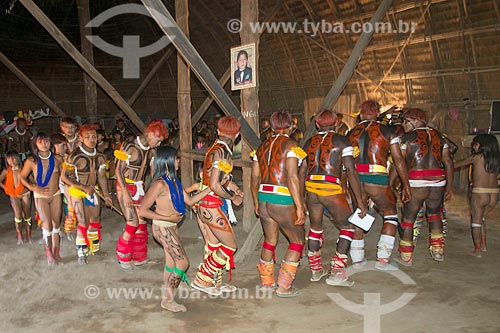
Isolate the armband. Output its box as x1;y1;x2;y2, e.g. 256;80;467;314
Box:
114;150;131;164
62;162;75;171
342;146;354;157
250;150;257;161
213;161;233;174
288;147;307;160
353;146;360;159
390;137;400;145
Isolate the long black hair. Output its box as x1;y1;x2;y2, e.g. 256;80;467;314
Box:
32;132;53;163
4;150;22;169
472;134;500;173
153;146;177;180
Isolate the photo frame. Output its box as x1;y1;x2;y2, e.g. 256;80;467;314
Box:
231;43;256;91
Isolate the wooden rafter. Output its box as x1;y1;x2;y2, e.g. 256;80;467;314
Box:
0;51;66;117
19;0;146;131
128;47;175;107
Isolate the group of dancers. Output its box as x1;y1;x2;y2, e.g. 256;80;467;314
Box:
2;102;499;312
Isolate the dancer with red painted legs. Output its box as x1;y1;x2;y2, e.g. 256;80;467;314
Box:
61;124;112;265
115;120;168;271
300;109;367;286
251;110;306;297
397;109;453;265
191;116;243;296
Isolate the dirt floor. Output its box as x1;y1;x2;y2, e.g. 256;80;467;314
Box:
1;191;499;333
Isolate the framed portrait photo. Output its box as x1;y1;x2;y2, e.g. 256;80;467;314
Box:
231;43;256;91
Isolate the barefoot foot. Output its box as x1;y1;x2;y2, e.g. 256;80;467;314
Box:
472;250;482;258
161;299;187;312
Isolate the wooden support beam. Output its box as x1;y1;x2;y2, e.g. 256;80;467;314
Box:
20;0;146;132
176;0;193;184
302;0;394;143
240;0;260;233
141;0;261;149
171;68;231;150
128;47;174;107
191;68;231;127
0;51;66;117
76;0;98;122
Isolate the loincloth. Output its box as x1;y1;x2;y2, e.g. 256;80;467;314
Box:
358;173;389;186
123;178;145;205
199;193;223;209
305;181;342;196
306;174;340;184
355;164;387;174
409;179;446;188
258;184;294;205
34;189;61;199
472;187;500;194
409;169;446;180
69;187;99;206
152;219;177;228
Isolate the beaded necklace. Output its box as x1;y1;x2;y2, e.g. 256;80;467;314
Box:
36;152;55;187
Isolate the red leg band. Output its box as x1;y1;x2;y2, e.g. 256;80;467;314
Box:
308;229;324;247
77;225;89;246
218;244;236;281
125;224;138;237
401;221;413;229
89;221;102;240
131;230;148;262
263;241;276;263
339;229;355;242
288;243;303;255
427;214;441;222
137;223;148;232
116;236;133;262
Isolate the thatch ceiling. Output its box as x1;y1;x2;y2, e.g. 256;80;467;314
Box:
1;0;499;130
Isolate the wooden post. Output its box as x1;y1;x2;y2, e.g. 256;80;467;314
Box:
172;68;231;149
20;0;146;132
0;52;66;117
141;0;261;149
302;0;394;143
240;0;260;232
76;0;98;122
176;0;193;184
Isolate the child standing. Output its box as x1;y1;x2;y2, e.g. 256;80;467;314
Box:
0;151;32;244
455;134;500;257
21;133;63;265
139;146;210;313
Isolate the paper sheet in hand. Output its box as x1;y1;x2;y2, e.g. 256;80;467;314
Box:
348;209;375;231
